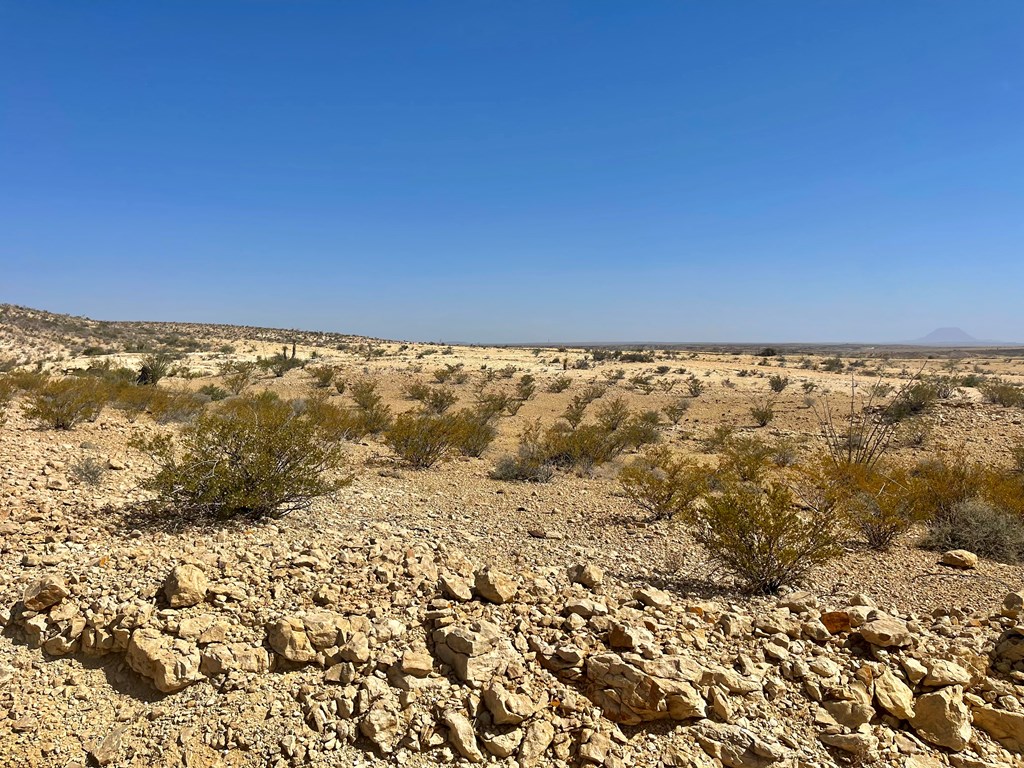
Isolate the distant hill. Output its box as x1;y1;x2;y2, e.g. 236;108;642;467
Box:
909;327;1018;346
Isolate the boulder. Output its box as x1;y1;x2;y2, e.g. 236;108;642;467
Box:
568;563;605;589
859;617;912;648
267;616;316;663
585;652;706;725
474;568;517;603
443;710;484;763
23;575;69;612
163;564;208;608
126;628;203;693
972;706;1024;754
910;686;972;751
940;550;978;569
874;668;915;720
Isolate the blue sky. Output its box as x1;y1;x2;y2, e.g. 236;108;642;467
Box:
2;2;1022;343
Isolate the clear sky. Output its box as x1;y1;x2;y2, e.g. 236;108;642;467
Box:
2;2;1022;343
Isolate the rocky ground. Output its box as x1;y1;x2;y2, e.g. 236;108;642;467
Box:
3;306;1024;767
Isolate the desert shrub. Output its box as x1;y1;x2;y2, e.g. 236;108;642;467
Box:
349;378;392;433
603;368;626;384
197;384;229;402
82;359;136;387
71;455;107;486
134;391;348;520
423;387;458;415
816;460;920;549
614;410;662;452
490;422;554;482
111;384;158;422
258;352;302;378
663;397;691;425
137;353;172;385
475;388;519;419
542;423;620;473
516;375;537;401
6;369;49;393
447;410;498;457
749;396;775;427
686;376;705;397
618;446;707;520
821;356;844;373
771;438;800;467
886;382;938;423
220;361;257;395
596;397;630;432
629;373;655;394
768;375;789;393
921;498;1024;563
385;411;458;468
308;365;337;389
23;377;109;430
561;394;591;429
718;436;775;483
979;379;1023;407
547;376;572;393
689;480;843;594
0;377;13;425
404;380;432;401
147;387;208;424
702;423;737;453
1013;443;1024;474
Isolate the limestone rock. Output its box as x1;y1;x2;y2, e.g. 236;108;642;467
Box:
443;709;484;763
585;652;706;725
972;706;1024;754
875;668;915;720
940;550;978;569
859;617;912;648
23;575;69;612
267;616;316;663
691;721;785;768
163;564;208;608
126;628;203;693
475;567;517;603
568;562;604;589
910;686;972;751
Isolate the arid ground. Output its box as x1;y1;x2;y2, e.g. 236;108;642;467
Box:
2;304;1024;768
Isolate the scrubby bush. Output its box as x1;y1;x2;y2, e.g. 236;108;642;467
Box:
663;397;691;425
547;375;572;393
221;361;257;395
768;375;789;393
111;384;158;423
921;498;1024;563
885;382;938;423
516;375;537;401
134;391;348;520
979;379;1023;407
749;396;775;427
618;446;707;520
385;411;458;468
349;378;392;434
0;376;13;425
702;423;737;453
197;384;229;402
689;480;843;594
686;376;705;397
71;455;107;486
1013;442;1024;474
423;387;458;415
447;410;498;457
147;387;209;425
490;422;553;482
258;351;303;378
813;460;920;549
23;377;109;430
308;365;338;389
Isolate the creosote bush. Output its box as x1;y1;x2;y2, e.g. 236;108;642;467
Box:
618;446;707;520
490;421;554;482
384;411;459;468
0;376;13;425
979;379;1023;408
690;480;843;594
220;361;258;395
921;498;1024;564
23;377;109;430
134;391;348;520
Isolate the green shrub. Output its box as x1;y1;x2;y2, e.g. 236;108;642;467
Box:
134;391;348;520
220;361;257;395
542;423;619;473
618;446;707;520
689;480;843;594
258;352;303;378
447;410;498;457
308;365;338;389
111;383;158;423
147;387;208;424
0;376;13;425
516;375;537;401
979;379;1023;407
385;411;458;468
686;376;705;397
490;423;553;482
23;377;109;429
749;397;775;427
423;387;458;415
547;376;572;393
921;498;1024;563
197;384;229;402
886;382;938;423
348;378;392;434
137;353;172;385
815;460;920;549
768;375;789;393
663;397;691;425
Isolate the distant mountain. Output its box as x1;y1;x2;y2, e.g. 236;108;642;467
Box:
909;327;1019;346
